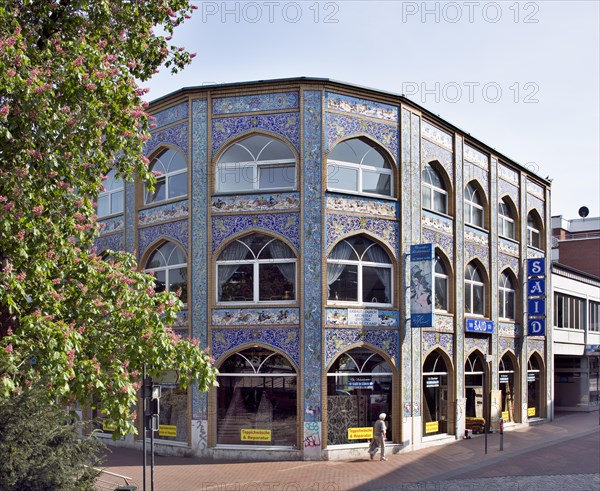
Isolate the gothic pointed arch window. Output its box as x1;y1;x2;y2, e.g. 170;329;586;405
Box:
434;252;451;312
498;197;517;240
97;169;124;217
145;147;187;204
464;182;485;228
499;270;516;320
216;134;296;193
465;261;486;316
144;241;188;303
327;137;394;197
422;163;449;214
527;211;544;249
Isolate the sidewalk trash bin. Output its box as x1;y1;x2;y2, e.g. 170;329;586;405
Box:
114;486;136;491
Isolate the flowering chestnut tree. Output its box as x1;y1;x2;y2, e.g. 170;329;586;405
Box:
0;1;217;436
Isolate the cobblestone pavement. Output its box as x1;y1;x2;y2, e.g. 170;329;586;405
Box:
97;411;600;491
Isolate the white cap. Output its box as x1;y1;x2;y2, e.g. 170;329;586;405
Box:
379;413;386;420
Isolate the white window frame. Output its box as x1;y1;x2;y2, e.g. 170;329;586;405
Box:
464;183;485;228
144;148;188;205
434;254;449;312
422;164;449;214
145;242;188;304
465;262;485;316
499;271;516;320
97;169;124;217
527;213;542;249
498;199;516;240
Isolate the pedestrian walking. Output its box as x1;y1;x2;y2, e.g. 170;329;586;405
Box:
368;413;387;461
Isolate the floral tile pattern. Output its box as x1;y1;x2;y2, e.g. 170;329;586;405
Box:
212;113;300;155
325;194;397;218
434;315;454;332
498;176;520;204
422;120;453;150
325;112;399;159
125;181;135;253
463;161;489;198
145;122;189;159
325;213;399;258
153;101;188;130
324;328;400;369
422;332;454;358
499;238;519;257
465;225;489;246
499;322;520;338
499;336;518;355
325;308;399;327
422;227;454;263
527;179;545;199
465;335;490;356
464;144;488;169
138;219;188;260
422;211;453;235
211;213;300;253
325;92;398;122
94;233;124;254
139;200;189;226
421;138;454;181
498;253;520;276
527;193;545;220
212;308;300;326
527;338;545;357
211;193;300;214
98;216;124;235
212;92;299;115
499;163;519;185
212;328;300;368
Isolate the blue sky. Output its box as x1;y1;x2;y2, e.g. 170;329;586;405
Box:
145;1;600;217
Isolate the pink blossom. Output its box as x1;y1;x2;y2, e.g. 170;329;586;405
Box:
4;344;13;354
16;272;26;281
4;202;14;211
74;55;84;66
32;205;44;217
0;105;9;117
2;261;13;273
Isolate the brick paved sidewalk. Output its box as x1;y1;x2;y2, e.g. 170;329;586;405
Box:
97;411;600;491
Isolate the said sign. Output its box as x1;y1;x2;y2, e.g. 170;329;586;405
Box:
465;318;494;333
527;258;546;336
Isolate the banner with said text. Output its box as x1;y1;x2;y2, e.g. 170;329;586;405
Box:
410;243;434;327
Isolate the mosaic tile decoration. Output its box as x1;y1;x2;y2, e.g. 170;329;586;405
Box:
527;194;545;220
191;99;209;420
498;176;520;205
145;121;189;159
325;92;398;122
212;113;300;155
138;219;188;260
464;162;489;198
138;200;189;227
527;338;545;357
434;315;454;332
325;112;399;160
212;328;300;368
324;328;400;369
421;138;454;182
98;216;124;235
325;308;399;327
422;228;454;263
422;120;453;150
422;332;454;358
211;193;300;214
526;179;545;199
153;102;188;130
499;163;519;185
212;308;300;326
325;213;399;258
453;138;465;397
499;238;519;257
94;233;124;254
464;144;488;169
173;310;189;329
125;181;135;254
211;213;300;253
464;241;489;266
422;210;453;235
302;90;323;423
212;92;299;115
465;335;490;355
499;322;520;337
499;336;518;355
326;194;397;218
527;247;544;259
401;109;411;171
498;254;519;276
465;225;489;246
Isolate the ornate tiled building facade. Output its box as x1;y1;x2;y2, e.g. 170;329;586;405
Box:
96;78;552;460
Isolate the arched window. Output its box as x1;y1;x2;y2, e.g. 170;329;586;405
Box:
97;169;124;217
465;262;485;315
145;148;187;204
145;242;187;303
327;347;393;444
422;163;448;214
434;253;450;312
499;354;516;422
423;350;450;436
217;347;297;446
464;182;484;228
527;211;543;249
499;270;516;320
217;233;296;303
327;137;393;197
465;352;486;421
216;134;296;193
527;354;543;418
498;198;516;239
327;235;392;306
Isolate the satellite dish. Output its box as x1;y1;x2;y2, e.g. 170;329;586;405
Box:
578;206;589;218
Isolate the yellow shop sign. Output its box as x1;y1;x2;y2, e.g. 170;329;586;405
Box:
425;421;439;433
158;425;177;438
348;427;373;440
241;429;271;442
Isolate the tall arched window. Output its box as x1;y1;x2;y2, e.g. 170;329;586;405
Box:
422;163;448;214
145;148;187;204
527;211;543;249
434;253;450;312
145;242;188;303
527;354;543;418
423;350;450;436
499;354;516;422
216;134;296;193
217;347;297;446
499;270;516;320
465;262;485;315
217;233;296;303
327;235;392;306
498;198;516;239
327;137;393;197
97;169;124;217
464;182;484;228
465;352;486;421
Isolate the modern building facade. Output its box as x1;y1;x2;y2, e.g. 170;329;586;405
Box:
95;78;552;460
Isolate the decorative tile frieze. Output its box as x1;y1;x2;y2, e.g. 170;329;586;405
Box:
464;161;489;195
212;113;300;155
499;322;520;337
499;163;519;185
324;328;400;368
499;336;518;355
325;92;398;122
211;193;300;214
138;219;188;259
527;247;544;259
498;252;520;274
212;308;300;326
212;92;299;115
325;308;399;327
145;121;188;158
173;310;189;329
499;238;519;257
326;194;397;218
465;241;489;264
153;102;188;130
434;315;455;332
422;138;454;181
325;112;399;159
211;213;300;253
464;225;489;246
422;120;453;150
94;233;124;254
325;213;399;258
98;215;124;235
422;227;454;263
526;179;545;199
422;332;454;358
465;335;490;355
139;200;189;227
422;210;453;235
464;144;488;169
527;194;545;220
498;177;519;205
212;328;300;368
527;338;545;357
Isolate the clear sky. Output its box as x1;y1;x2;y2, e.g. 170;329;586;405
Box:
144;0;600;218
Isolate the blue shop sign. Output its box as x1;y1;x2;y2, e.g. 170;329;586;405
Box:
465;318;494;333
528;318;545;336
528;278;545;297
528;298;546;316
527;258;545;277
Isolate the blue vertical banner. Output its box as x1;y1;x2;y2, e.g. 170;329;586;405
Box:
410;243;434;328
527;258;546;336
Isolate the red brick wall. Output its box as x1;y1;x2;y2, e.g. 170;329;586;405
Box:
558;238;600;276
